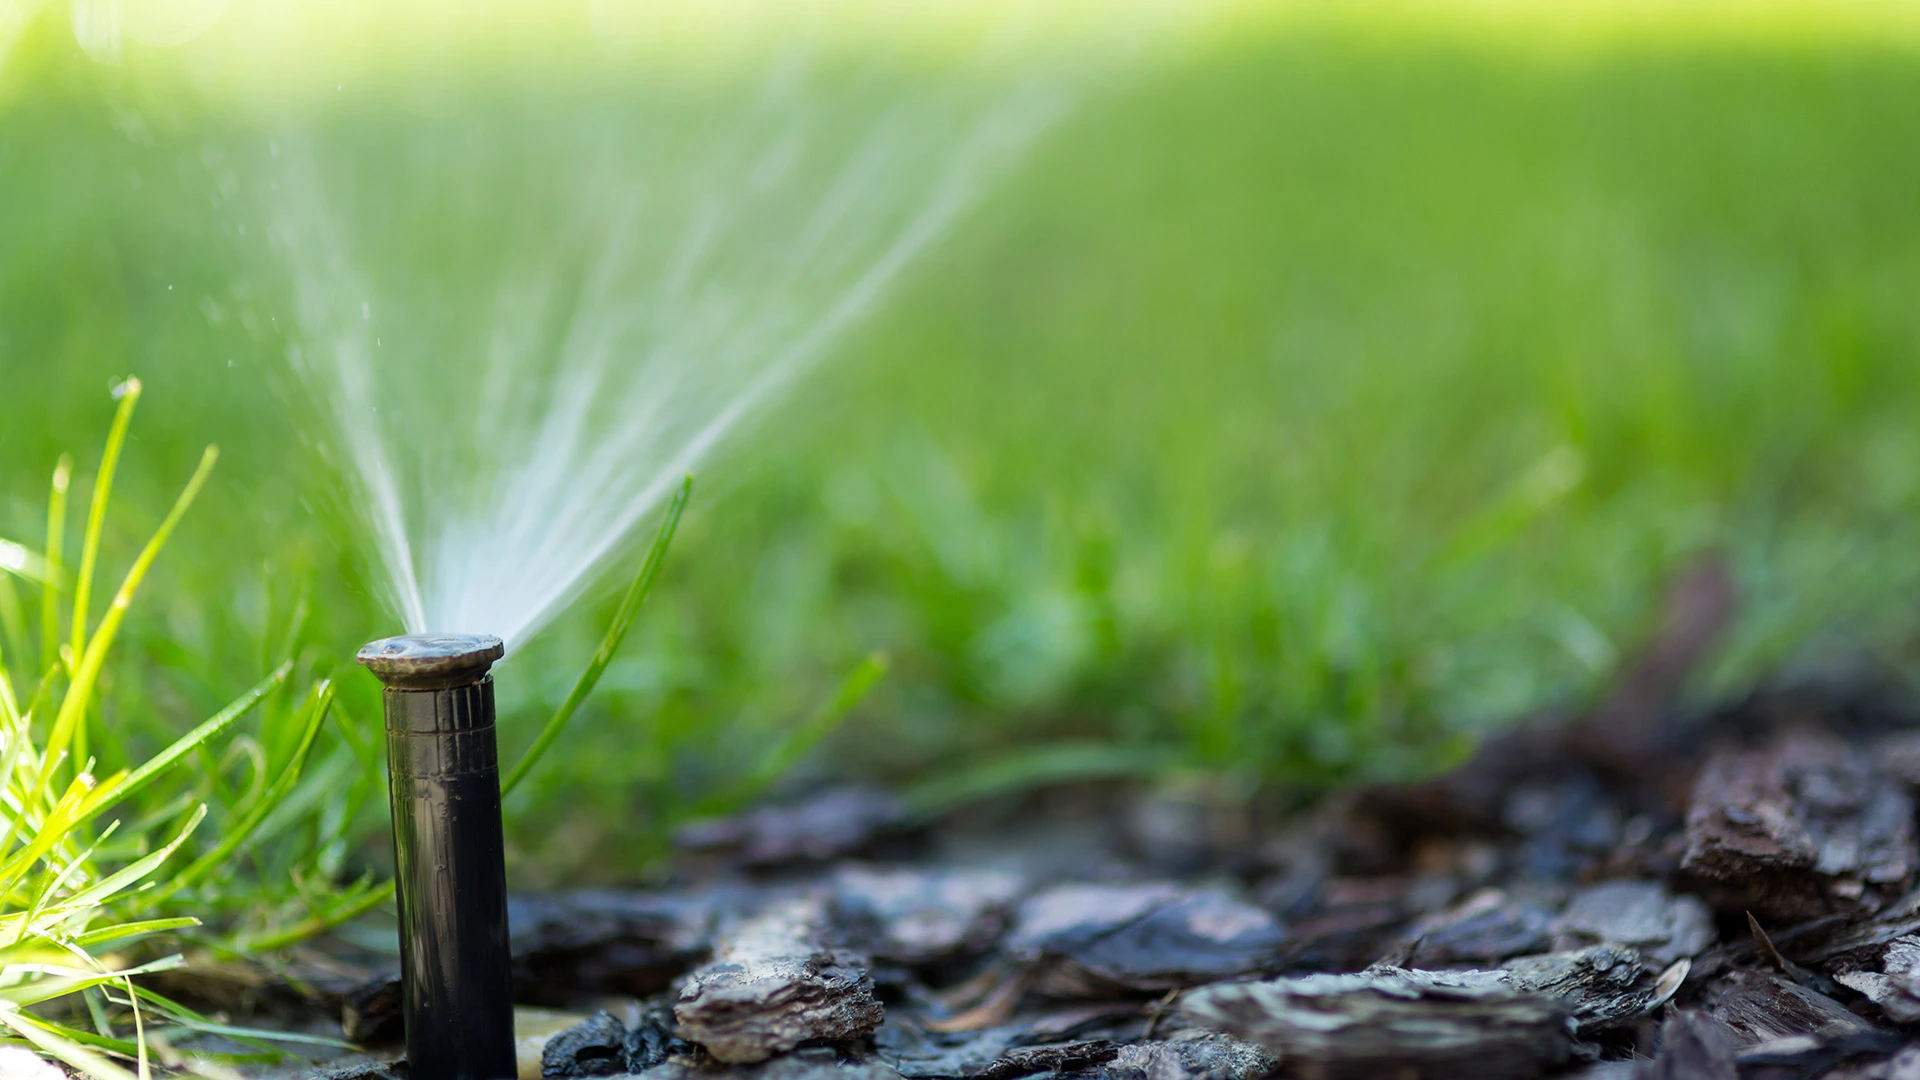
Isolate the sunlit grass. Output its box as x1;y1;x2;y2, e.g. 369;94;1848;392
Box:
0;388;391;1074
0;389;232;1077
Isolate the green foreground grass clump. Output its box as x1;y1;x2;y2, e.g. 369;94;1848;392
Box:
0;385;374;1076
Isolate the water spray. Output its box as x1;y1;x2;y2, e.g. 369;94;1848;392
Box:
358;633;516;1080
276;40;1076;650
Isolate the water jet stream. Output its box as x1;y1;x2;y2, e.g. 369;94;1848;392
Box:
271;9;1194;653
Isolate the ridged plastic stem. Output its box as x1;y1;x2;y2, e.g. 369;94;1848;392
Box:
359;634;516;1080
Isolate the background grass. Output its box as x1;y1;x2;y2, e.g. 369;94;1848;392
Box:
3;2;1920;886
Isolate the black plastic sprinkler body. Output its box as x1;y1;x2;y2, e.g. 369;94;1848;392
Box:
358;633;517;1080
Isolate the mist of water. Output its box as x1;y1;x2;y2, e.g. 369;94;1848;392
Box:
269;17;1153;652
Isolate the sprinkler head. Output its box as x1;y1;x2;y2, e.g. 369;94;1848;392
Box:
360;632;516;1080
358;633;505;690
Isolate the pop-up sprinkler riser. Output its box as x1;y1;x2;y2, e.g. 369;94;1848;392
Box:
359;633;518;1080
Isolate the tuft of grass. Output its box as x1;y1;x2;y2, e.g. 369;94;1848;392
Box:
502;476;694;798
0;385;362;1076
0;425;216;1074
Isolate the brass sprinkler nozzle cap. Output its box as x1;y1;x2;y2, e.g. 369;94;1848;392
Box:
358;633;504;690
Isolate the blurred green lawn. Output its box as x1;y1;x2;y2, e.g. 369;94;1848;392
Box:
4;4;1920;881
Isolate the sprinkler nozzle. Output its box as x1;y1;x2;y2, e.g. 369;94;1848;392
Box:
359;633;505;690
360;633;516;1080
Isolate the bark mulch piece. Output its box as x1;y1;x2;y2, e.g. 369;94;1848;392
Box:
875;1018;1274;1080
1733;1032;1913;1080
1836;937;1920;1024
1399;888;1557;966
962;1040;1120;1080
1178;966;1575;1080
1550;881;1715;965
1683;728;1917;923
543;1011;632;1078
1173;944;1682;1078
674;896;886;1064
510;889;723;1004
1497;945;1686;1034
1004;883;1286;997
543;1005;693;1078
1637;1010;1739;1080
873;1020;1045;1079
340;974;403;1046
640;1047;905;1080
301;1063;407;1080
676;788;912;870
829;865;1027;967
1104;1030;1278;1080
1707;969;1882;1046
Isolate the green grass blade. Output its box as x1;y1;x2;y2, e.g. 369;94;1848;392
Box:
681;653;888;820
0;601;20;725
124;984;322;1058
64;805;204;911
233;878;394;953
70;379;140;667
77;662;288;830
0;775;103;897
12;823;113;947
0;575;28;717
16;663;62;729
69;918;199;949
501;475;692;797
136;681;333;908
902;741;1184;820
0;1006;136;1080
1432;444;1587;570
0;534;57;584
327;699;377;770
0;539;56;586
43;446;218;783
736;652;889;801
9;1014;142;1059
82;987;114;1049
0;718;37;853
123;974;146;1080
0;955;184;1008
140;1014;351;1051
41;454;71;674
